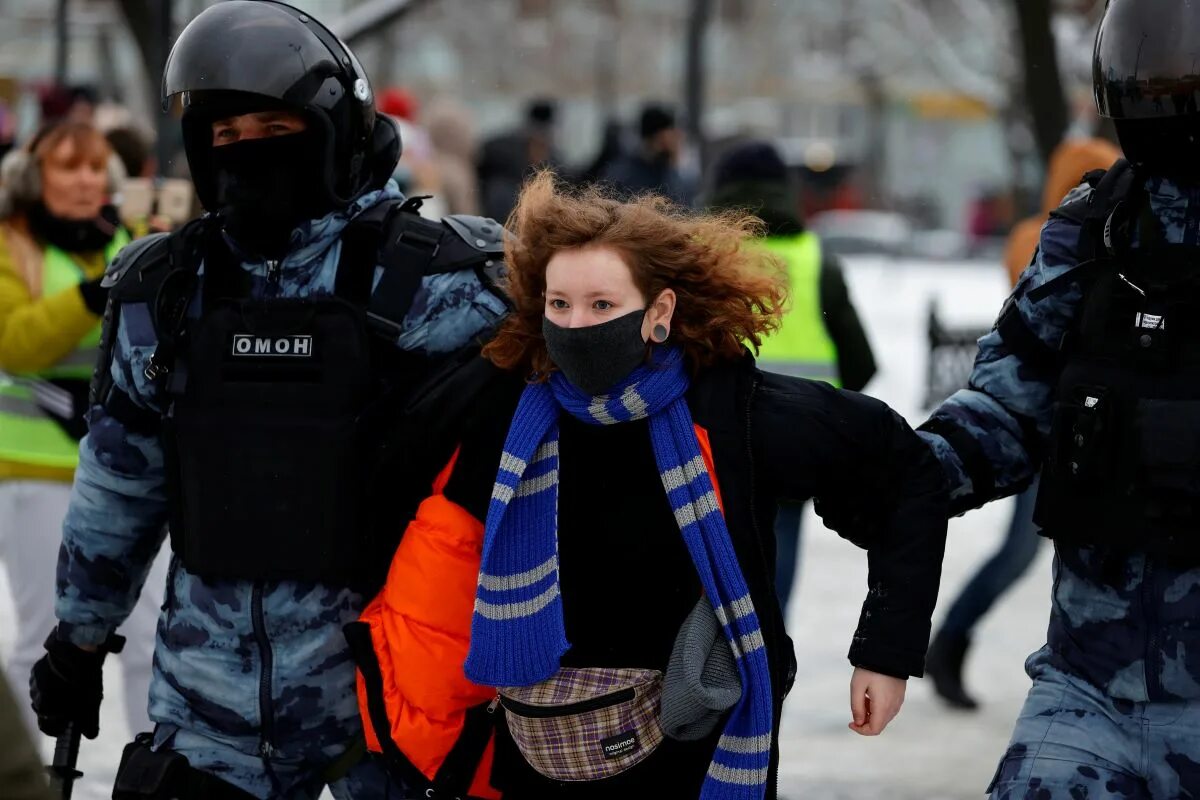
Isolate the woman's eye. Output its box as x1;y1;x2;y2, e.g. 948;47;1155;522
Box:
593;300;613;311
549;299;568;310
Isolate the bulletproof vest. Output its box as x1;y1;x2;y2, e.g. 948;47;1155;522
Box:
160;235;389;584
1035;174;1200;561
100;200;509;589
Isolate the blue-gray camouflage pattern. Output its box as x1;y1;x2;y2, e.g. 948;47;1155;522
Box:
920;177;1200;707
55;182;502;794
988;656;1200;799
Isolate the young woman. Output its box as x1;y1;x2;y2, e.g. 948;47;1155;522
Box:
351;172;948;800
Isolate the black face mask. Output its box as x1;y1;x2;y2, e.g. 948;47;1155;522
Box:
210;131;332;257
543;310;649;396
27;203;119;253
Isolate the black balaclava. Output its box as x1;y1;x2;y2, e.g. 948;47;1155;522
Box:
542;310;649;396
209;129;333;258
27;203;120;253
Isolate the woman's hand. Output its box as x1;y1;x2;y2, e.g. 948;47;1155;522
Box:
848;667;906;736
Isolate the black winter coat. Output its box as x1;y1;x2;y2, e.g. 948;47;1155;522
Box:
443;351;948;798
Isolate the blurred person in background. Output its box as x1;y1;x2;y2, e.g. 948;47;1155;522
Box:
378;86;445;218
104;125;156;180
915;1;1200;795
425;98;479;216
925;136;1122;711
26;2;508;797
0;120;166;740
601;103;693;206
38;85;98;128
707;139;875;617
478;98;562;223
0;673;52;800
576;118;625;187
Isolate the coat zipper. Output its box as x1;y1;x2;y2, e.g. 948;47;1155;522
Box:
251;581;276;758
499;687;636;719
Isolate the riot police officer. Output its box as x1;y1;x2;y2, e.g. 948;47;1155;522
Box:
26;3;507;798
918;1;1200;796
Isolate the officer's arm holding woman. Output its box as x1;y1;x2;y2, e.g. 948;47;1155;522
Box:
349;171;947;800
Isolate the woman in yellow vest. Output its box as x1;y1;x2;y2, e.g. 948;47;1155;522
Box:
0;121;164;739
708;140;877;619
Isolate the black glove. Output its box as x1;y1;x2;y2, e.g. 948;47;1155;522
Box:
29;628;124;739
78;276;110;316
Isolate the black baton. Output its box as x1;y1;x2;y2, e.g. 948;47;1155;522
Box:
48;722;83;800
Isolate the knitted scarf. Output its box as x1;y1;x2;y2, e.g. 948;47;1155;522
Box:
464;347;773;799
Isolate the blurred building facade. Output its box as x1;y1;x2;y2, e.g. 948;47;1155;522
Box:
0;0;1075;231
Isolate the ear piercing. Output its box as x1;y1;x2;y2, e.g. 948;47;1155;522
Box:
652;324;669;343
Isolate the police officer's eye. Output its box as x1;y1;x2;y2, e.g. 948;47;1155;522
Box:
268;124;294;135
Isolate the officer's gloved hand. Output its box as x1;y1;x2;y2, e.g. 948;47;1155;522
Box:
29;627;124;739
77;276;110;316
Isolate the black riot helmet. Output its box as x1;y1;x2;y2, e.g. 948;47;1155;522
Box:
163;0;400;212
1094;0;1200;176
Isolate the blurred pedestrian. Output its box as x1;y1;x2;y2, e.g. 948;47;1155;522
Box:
478;98;561;223
425;98;479;216
0;121;165;739
104;125;156;179
601;103;693;206
379;86;446;218
708;139;876;617
0;672;52;800
577;118;624;186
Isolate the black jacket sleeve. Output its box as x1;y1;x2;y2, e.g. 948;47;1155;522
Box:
818;252;877;393
752;373;948;678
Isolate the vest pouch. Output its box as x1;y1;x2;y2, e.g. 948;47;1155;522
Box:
500;667;664;782
165;407;365;582
165;296;374;584
1048;385;1116;489
1135;399;1200;523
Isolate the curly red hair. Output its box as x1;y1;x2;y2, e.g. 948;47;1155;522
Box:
484;170;789;376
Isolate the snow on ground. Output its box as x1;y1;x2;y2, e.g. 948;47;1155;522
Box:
1;257;1039;799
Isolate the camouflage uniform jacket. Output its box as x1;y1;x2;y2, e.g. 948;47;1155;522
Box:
55;183;509;760
921;177;1200;704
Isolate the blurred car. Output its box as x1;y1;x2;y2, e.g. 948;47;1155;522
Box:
809;210;913;257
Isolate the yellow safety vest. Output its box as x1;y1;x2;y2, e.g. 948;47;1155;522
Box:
0;232;130;469
755;232;841;387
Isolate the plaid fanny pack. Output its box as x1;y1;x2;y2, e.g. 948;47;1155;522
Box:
499;667;664;781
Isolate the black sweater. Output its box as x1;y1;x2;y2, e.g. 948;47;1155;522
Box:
490;414;718;798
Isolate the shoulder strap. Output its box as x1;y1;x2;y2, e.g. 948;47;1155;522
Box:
1026;160;1138;305
342;199;509;339
141;217;215;385
101;231;171;292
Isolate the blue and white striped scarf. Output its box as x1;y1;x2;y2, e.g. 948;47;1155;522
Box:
464;347;773;799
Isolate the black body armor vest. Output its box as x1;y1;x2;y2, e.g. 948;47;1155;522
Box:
99;201;509;589
161;240;383;584
1034;164;1200;561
